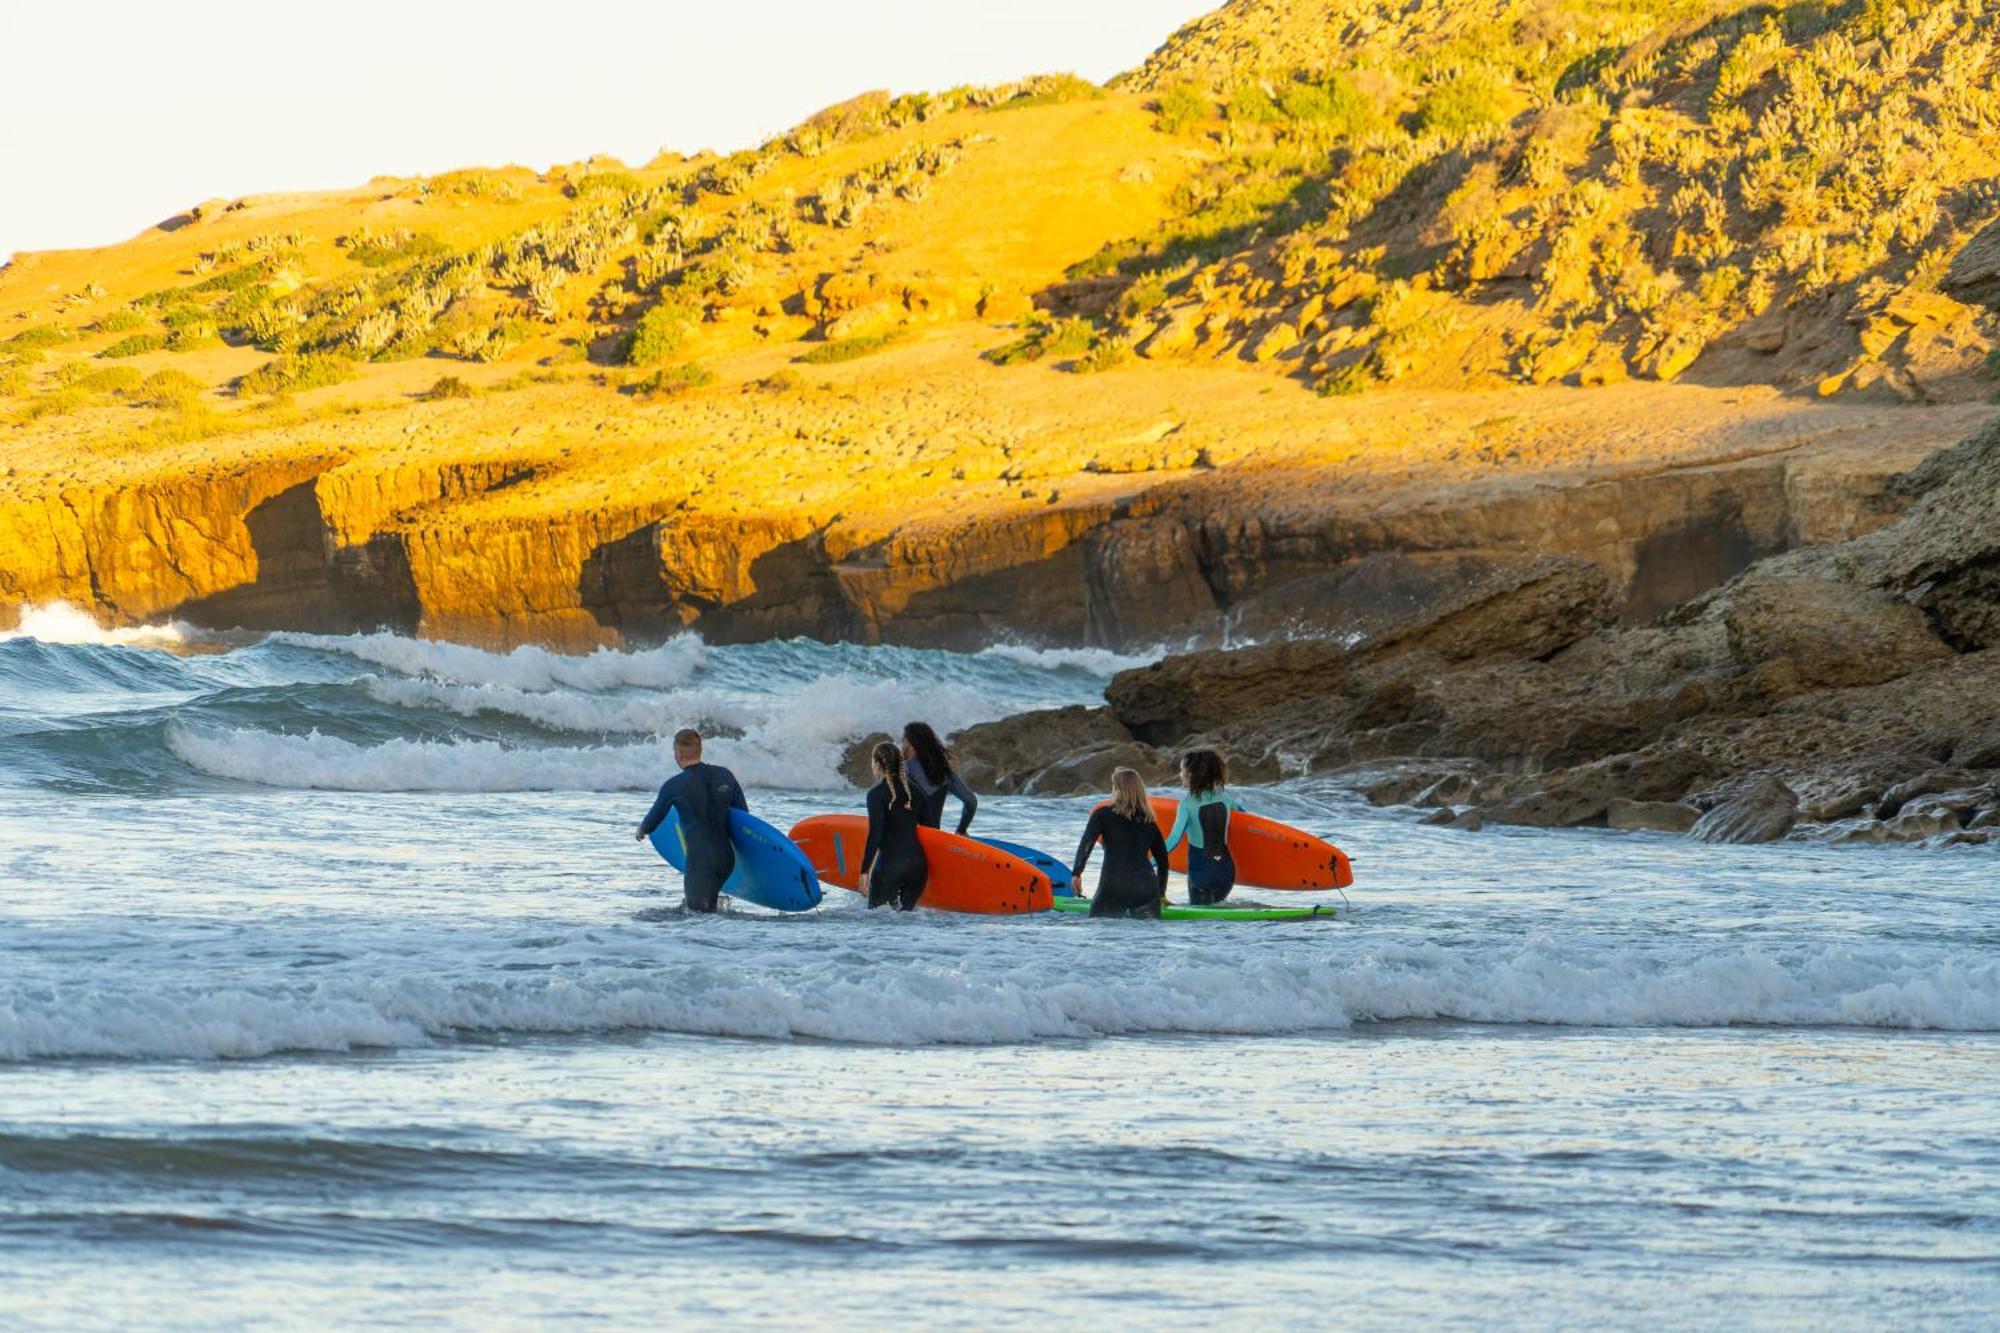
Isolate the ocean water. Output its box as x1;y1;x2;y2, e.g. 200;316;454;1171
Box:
2;605;1996;1329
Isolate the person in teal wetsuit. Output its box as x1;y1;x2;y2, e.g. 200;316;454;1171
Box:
1162;749;1246;905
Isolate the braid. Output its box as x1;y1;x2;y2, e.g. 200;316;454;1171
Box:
871;740;911;809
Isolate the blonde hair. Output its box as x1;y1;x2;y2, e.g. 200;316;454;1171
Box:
872;740;913;810
1110;767;1149;820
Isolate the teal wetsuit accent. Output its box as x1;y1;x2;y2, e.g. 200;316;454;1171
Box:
1163;790;1247;851
1165;790;1247;905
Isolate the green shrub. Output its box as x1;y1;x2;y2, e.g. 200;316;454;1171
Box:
236;352;355;397
631;361;714;397
1415;67;1513;138
562;170;642;199
622;297;700;365
1225;82;1282;126
1316;361;1375;396
422;170;521;200
420;375;477;400
0;364;26;396
57;363;143;394
16;386;94;420
1071;338;1130;373
1278;73;1380;139
135;369;205;409
794;331;903;364
339;228;448;267
100;333;164;358
1118;272;1169;321
1154;84;1209;135
982;318;1096;366
91;309;149;335
5;322;72;350
994;72;1101;111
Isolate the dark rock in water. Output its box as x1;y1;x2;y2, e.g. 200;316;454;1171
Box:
1969;807;2000;831
1723;574;1951;695
1418;806;1460;826
1349;555;1613;666
1486;747;1712;829
1830;818;1892;845
1607;798;1700;833
1877;769;1981;819
1106;639;1347;746
1020;741;1172;797
839;731;896;787
1364;768;1460;807
1447;808;1485;832
969;413;2000;847
1414;772;1480;807
940;705;1171;796
1884;808;1962;840
1690;773;1798;844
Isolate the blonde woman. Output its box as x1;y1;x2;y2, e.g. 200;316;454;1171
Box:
1071;767;1170;918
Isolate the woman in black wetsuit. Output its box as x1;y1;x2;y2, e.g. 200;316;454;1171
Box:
1072;767;1170;918
901;721;978;835
860;740;927;911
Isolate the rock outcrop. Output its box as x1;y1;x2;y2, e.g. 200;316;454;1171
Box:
1048;414;2000;845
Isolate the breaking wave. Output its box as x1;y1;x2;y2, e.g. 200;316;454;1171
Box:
3;934;1995;1061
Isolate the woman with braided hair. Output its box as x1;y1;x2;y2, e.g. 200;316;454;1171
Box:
859;740;928;911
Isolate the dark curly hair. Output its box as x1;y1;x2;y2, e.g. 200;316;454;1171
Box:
1180;749;1227;796
902;721;952;785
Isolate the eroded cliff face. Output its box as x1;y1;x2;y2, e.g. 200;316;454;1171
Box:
1001;414;2000;846
0;383;1992;651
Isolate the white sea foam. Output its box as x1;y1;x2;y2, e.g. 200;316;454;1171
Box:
3;937;1995;1061
166;724;669;791
189;668;1020;792
1;602;198;649
360;676;752;735
270;630;705;691
976;643;1160;675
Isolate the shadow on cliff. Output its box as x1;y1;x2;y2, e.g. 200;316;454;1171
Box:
173;479;422;634
579;521;866;646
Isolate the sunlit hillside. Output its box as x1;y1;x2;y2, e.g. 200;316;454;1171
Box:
1;1;1996;648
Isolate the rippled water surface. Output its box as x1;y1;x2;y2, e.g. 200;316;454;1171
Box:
2;611;1996;1328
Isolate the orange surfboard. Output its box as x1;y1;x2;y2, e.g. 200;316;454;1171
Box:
788;814;1054;915
1132;794;1354;891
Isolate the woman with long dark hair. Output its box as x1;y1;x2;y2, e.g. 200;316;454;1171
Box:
1071;767;1169;918
860;740;927;911
1162;749;1245;905
900;721;977;835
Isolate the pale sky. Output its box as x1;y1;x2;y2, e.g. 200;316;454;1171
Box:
0;0;1214;264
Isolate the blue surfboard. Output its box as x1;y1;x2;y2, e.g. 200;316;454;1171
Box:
976;837;1073;895
651;807;823;912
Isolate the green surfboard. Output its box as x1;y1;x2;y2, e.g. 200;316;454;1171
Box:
1050;896;1337;922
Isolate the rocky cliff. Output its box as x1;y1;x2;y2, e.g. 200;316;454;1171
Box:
958;413;2000;845
3;0;1998;653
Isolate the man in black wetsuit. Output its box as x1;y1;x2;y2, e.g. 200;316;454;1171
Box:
634;728;747;913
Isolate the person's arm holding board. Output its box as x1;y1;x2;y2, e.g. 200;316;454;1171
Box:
635;771;687;841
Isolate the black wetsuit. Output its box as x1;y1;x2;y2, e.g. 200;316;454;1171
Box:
908;761;978;835
639;762;747;912
863;778;928;911
1072;805;1170;918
